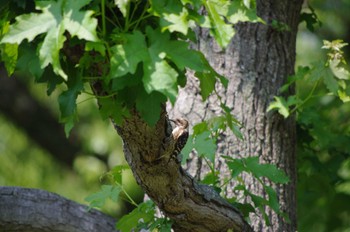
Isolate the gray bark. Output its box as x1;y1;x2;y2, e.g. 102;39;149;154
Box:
169;0;303;231
0;186;117;232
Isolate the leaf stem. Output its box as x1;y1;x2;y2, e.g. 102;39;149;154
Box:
290;79;320;114
101;0;106;38
119;184;138;207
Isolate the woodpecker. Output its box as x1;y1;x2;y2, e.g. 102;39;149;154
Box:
170;118;189;162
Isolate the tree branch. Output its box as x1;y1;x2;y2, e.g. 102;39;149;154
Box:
0;186;117;232
114;108;253;232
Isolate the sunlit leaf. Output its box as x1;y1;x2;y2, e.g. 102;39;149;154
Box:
267;96;290;118
115;0;131;18
204;1;235;48
109;31;148;78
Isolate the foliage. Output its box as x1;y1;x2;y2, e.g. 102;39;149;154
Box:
268;39;350;118
0;0;260;132
269;2;350;231
4;0;350;231
182;117;290;225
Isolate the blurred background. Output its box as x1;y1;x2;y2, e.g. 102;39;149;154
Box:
0;70;144;218
296;1;350;232
0;0;350;231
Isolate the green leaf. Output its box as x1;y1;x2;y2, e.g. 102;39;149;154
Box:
244;157;290;184
193;131;217;163
162;7;190;34
58;76;84;136
143;28;181;103
267;96;290;118
136;91;166;126
227;1;262;24
115;0;130;17
150;0;191;34
1;0;98;80
221;105;243;139
265;185;280;212
111;164;130;185
192;121;209;136
323;67;339;94
148;218;173;232
1;42;18;75
195;71;216;100
329;59;350;80
231;202;255;218
299;5;321;32
338;90;350;102
58;77;84;119
280;66;309;93
98;97;130;125
62;0;98;41
85;185;122;210
201;171;219;186
181;134;194;164
116;201;155;232
109;31;148;78
0;5;58;44
249;192;267;208
308;61;326;82
86;41;106;56
204;0;235;48
39;24;67;79
145;26;213;73
226;158;246;178
16;43;43;80
143;59;178;104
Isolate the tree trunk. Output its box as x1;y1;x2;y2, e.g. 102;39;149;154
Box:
0;186;117;232
169;1;302;231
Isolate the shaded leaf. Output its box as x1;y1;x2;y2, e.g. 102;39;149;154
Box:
136;91;166;126
245;157;290;184
193;131;216;163
195;71;216;100
265;185;279;212
116;201;155;232
85;185;122;210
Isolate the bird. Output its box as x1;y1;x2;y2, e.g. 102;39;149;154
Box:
170;118;189;162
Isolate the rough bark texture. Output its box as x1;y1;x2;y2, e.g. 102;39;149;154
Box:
169;1;303;231
113;108;252;231
0;186;117;232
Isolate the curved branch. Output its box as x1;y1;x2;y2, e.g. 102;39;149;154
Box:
115;108;252;232
0;186;117;232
